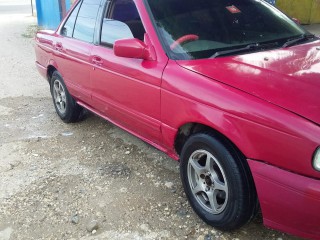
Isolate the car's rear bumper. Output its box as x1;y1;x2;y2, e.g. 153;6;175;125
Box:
248;160;320;240
35;61;48;81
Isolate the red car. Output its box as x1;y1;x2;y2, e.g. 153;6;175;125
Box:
35;0;320;238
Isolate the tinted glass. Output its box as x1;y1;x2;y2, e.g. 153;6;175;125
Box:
100;0;145;47
147;0;308;59
101;19;133;46
61;2;81;37
73;0;101;43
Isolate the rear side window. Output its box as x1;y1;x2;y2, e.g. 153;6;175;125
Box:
61;2;81;37
73;0;101;43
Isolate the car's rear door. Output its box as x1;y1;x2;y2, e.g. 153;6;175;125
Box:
90;0;167;145
54;0;102;104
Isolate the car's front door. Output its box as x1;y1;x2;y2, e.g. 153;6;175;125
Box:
54;0;101;104
90;0;167;145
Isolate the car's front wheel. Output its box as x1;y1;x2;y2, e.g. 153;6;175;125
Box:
50;71;82;123
180;133;258;231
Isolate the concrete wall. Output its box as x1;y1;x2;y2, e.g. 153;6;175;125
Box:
311;0;320;23
276;0;320;24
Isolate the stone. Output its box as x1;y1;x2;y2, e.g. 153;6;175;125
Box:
0;227;13;240
61;132;73;137
164;181;174;189
204;234;213;240
86;220;99;232
71;214;79;224
176;208;187;217
140;223;150;232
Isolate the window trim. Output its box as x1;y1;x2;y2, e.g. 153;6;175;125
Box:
142;0;170;57
73;0;103;44
59;0;82;38
98;0;119;49
95;0;110;46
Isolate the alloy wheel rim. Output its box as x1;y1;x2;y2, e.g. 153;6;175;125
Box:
53;80;67;114
187;150;228;214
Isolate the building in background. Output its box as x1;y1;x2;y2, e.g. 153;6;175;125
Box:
35;0;71;29
277;0;320;24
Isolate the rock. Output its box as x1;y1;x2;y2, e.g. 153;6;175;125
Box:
71;214;79;224
92;229;97;234
154;181;161;187
170;188;177;193
0;227;13;240
197;235;205;240
176;208;187;217
140;223;150;232
125;151;130;155
164;181;174;189
86;220;99;232
204;234;213;240
61;132;73;137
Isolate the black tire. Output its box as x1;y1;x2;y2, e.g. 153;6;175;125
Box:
180;133;258;231
50;71;82;123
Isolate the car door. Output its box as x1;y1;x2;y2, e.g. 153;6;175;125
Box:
53;0;101;104
90;0;167;145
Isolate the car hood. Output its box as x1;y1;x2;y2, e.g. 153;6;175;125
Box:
177;41;320;125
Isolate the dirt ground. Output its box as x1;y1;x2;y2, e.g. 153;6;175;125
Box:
2;3;317;240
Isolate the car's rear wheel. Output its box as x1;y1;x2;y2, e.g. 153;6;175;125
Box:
50;71;82;123
180;133;258;231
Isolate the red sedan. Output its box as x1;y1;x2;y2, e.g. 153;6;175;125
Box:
35;0;320;238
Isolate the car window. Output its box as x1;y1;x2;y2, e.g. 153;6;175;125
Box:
73;0;101;43
101;19;133;47
100;0;145;47
61;1;81;37
147;0;307;60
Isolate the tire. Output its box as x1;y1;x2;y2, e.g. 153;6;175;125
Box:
50;71;82;123
180;133;257;231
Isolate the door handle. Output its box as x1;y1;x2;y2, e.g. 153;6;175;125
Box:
92;56;103;66
55;42;63;51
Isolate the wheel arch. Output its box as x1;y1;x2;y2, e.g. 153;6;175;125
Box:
47;65;57;82
178;122;260;229
175;122;260;221
46;60;59;82
174;122;245;159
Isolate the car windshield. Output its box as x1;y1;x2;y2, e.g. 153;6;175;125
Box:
146;0;308;60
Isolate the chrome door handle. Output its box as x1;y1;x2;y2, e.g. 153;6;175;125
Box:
55;43;63;51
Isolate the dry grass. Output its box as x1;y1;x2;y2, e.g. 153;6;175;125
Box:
21;24;42;38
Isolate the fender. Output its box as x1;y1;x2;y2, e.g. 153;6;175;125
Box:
161;60;320;179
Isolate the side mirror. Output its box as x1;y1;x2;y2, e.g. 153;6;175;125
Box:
114;38;153;60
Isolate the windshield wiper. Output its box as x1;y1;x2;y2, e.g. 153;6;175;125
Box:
211;42;278;58
282;33;316;48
